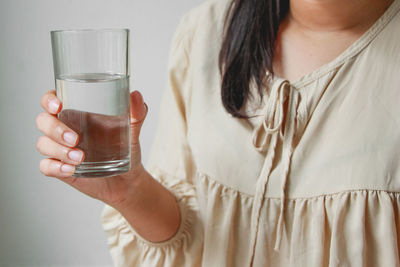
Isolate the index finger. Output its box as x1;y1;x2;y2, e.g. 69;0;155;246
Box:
41;90;62;115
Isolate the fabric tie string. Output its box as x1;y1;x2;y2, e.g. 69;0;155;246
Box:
248;79;301;266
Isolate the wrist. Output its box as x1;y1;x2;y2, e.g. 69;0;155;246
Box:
110;168;182;243
111;165;151;212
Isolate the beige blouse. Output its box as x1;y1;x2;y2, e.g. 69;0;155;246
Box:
101;0;400;266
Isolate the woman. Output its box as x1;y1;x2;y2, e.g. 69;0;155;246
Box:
36;0;400;266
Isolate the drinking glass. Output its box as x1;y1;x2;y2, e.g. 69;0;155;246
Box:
51;29;131;178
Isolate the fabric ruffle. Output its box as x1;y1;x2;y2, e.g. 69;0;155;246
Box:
102;170;400;267
101;169;203;267
197;173;400;267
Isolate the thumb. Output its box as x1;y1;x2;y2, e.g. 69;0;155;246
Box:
130;90;148;144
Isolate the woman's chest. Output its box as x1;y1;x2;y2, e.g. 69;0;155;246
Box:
186;58;400;198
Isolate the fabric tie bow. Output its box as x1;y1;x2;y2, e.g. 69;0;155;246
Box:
248;79;302;266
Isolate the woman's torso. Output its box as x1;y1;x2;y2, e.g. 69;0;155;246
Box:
184;0;400;265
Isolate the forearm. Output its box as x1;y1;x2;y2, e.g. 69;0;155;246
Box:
114;168;181;243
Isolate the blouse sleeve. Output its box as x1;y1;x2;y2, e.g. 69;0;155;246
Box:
101;13;203;267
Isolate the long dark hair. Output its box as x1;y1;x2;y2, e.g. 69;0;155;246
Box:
219;0;289;118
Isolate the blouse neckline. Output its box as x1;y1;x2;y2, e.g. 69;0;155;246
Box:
275;0;400;89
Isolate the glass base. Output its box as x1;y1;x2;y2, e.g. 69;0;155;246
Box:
73;159;130;178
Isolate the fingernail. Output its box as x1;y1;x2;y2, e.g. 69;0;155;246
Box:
68;150;83;162
61;164;75;173
48;99;60;113
131;116;139;123
63;132;77;146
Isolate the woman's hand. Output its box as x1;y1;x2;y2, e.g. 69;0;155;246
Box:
36;90;180;242
35;90;148;208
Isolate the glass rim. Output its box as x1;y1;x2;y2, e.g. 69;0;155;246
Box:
51;28;129;34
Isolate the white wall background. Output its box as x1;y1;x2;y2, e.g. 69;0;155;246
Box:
0;0;202;266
